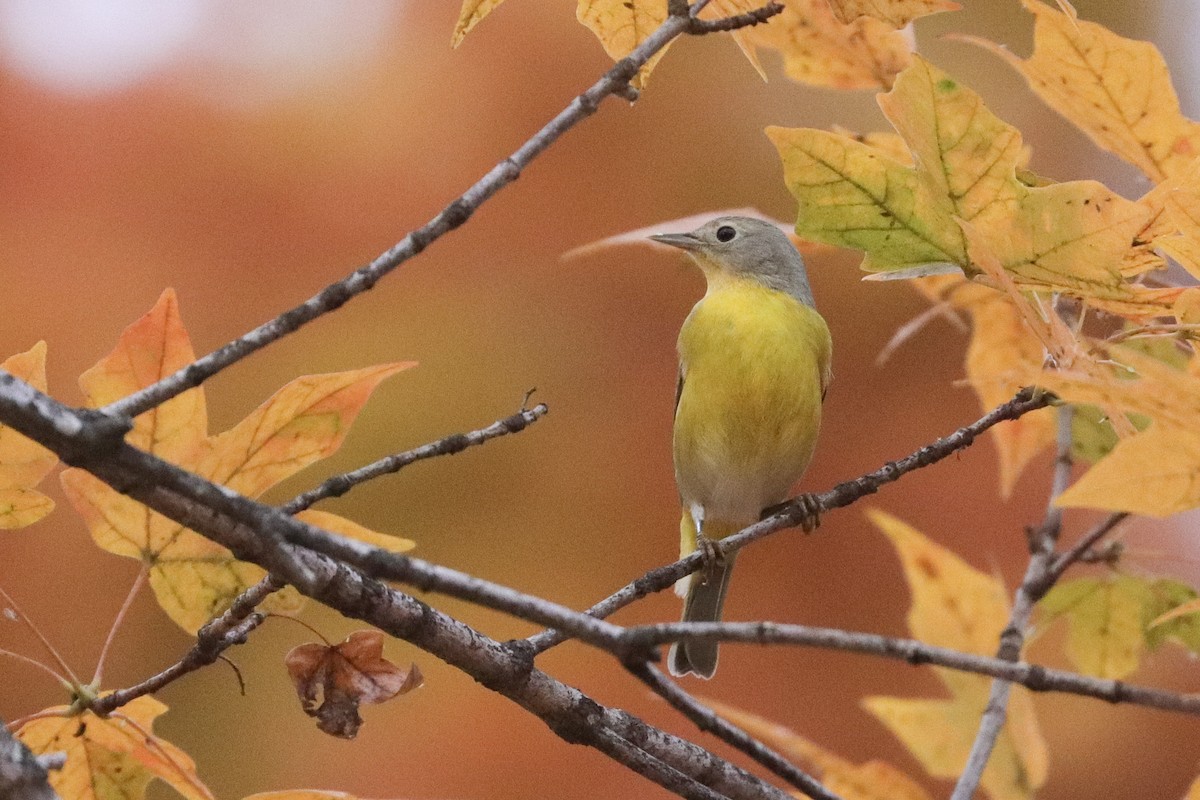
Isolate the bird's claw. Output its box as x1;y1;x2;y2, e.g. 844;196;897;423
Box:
793;493;822;533
695;534;726;584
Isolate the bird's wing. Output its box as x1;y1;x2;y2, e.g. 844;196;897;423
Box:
674;368;685;418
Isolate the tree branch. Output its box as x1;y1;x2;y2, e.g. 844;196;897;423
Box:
950;405;1074;800
629;663;840;800
0;376;780;800
1044;511;1129;586
99;1;779;422
622;621;1200;716
95;404;551;709
528;387;1054;652
282;403;548;513
685;2;783;33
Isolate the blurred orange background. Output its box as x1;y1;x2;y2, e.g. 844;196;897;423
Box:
1;2;1198;799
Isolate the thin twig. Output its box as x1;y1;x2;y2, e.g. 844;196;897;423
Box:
528;388;1053;652
283;404;548;513
629;663;840;800
1045;511;1129;585
621;621;1200;716
686;2;782;33
90;577;279;716
100;1;780;422
949;405;1074;800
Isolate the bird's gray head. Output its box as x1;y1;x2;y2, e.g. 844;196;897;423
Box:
650;216;815;308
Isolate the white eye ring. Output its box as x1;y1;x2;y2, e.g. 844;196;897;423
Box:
715;225;736;242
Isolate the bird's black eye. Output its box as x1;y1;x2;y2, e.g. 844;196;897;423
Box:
715;225;736;242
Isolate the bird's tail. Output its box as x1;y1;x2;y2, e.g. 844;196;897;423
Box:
669;514;739;679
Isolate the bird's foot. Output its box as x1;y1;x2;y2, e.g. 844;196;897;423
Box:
792;492;822;533
761;494;822;532
695;533;726;585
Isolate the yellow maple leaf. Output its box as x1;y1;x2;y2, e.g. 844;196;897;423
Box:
17;696;213;800
0;342;58;528
1188;777;1200;800
908;276;1056;495
1027;346;1200;516
864;509;1048;800
576;0;677;88
702;697;933;800
1152;157;1200;284
769;56;1149;306
60;290;414;633
294;510;414;554
972;1;1200;183
452;0;507;46
733;0;910;89
963;291;1057;495
827;0;959;28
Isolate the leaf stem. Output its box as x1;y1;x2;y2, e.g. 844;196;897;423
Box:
949;404;1074;800
0;586;81;689
91;565;148;687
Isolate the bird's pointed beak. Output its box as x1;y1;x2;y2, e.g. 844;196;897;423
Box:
650;232;703;251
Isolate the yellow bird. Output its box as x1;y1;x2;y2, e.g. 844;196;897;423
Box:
650;216;832;678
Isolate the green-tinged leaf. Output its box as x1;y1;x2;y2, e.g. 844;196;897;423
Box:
1039;576;1154;678
1145;581;1200;653
769;56;1149;305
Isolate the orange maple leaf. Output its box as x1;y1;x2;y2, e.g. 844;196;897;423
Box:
60;289;414;633
0;342;58;528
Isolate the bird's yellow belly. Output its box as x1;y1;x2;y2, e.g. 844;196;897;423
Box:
673;282;829;528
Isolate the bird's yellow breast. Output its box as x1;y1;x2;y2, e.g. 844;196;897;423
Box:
673;277;831;526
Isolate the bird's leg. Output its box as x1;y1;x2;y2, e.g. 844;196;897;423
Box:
694;530;726;585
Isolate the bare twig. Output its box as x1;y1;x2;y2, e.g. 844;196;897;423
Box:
950;405;1074;800
283;403;549;514
528;387;1054;652
91;577;279;716
100;1;780;422
685;2;783;33
622;620;1200;716
1045;512;1129;585
630;663;840;800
